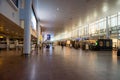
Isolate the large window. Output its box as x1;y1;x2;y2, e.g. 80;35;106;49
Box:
89;23;95;35
8;0;19;10
118;12;120;25
79;28;82;36
84;25;89;36
31;10;37;31
98;18;106;30
110;14;117;27
10;0;18;7
108;14;117;28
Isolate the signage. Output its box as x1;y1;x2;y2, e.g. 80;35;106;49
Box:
47;34;51;40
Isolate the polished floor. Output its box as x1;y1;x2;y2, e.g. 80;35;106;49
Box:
0;46;120;80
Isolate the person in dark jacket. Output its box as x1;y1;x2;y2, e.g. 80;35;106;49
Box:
61;43;64;49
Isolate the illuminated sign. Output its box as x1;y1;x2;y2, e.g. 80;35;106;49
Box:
47;34;51;40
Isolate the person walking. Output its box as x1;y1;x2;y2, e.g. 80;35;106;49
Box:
61;43;64;49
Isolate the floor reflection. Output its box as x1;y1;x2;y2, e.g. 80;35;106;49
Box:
0;46;120;80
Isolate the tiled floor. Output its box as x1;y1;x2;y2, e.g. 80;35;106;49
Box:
0;46;120;80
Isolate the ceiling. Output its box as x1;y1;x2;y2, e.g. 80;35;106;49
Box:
33;0;120;35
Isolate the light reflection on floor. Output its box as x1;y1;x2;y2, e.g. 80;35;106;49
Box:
0;46;120;80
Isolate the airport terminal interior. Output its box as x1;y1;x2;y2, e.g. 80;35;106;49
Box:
0;0;120;80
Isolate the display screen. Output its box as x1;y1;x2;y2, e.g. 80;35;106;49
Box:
47;34;51;40
11;0;18;8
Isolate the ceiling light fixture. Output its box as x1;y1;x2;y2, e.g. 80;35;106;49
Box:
102;3;108;13
57;8;59;11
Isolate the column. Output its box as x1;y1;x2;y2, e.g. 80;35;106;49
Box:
6;37;9;51
23;0;32;55
15;40;18;51
39;25;42;47
117;13;119;47
37;21;40;45
106;16;110;39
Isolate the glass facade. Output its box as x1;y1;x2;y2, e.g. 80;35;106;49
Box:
54;11;120;46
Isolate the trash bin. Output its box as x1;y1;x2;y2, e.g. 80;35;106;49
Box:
117;49;120;56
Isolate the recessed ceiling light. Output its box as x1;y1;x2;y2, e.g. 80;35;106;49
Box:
102;3;108;12
57;8;59;11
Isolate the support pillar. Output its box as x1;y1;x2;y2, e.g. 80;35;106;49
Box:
106;16;110;39
15;40;18;51
39;25;42;49
6;37;9;51
37;21;40;46
117;12;119;47
23;0;32;55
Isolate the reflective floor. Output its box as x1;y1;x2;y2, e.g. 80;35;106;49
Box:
0;46;120;80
